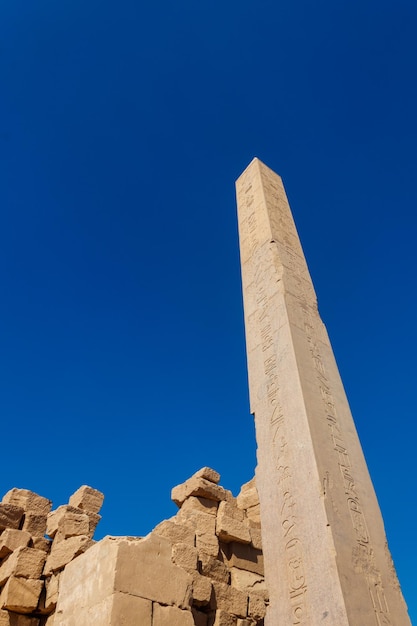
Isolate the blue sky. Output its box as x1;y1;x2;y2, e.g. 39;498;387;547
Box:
1;0;416;619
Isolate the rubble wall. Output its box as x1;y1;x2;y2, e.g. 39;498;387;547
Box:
0;470;267;626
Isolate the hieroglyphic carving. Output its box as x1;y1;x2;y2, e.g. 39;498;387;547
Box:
301;292;392;626
238;166;309;625
237;159;410;626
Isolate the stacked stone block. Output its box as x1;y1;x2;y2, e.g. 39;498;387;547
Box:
0;486;103;626
54;468;268;625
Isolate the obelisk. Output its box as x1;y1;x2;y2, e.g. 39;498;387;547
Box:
236;159;410;626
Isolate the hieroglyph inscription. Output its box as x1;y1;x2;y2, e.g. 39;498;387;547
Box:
302;299;392;626
238;173;309;625
249;164;393;626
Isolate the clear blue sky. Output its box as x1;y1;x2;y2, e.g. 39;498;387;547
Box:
1;0;416;619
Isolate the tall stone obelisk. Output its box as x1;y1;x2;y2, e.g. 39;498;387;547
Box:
236;159;410;626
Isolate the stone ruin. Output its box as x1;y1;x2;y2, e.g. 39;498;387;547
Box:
0;468;267;625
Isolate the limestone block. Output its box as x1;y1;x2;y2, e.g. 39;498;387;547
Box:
219;501;244;523
152;603;194;626
30;537;51;553
181;496;218;516
87;512;101;537
247;594;267;620
236;480;258;511
193;468;221;484
55;536;193;622
199;553;230;584
196;526;219;557
178;509;217;533
0;505;24;531
178;510;219;557
115;535;193;609
0;548;47;586
0;576;43;613
110;593;152;626
44;535;94;574
244;504;261;525
172;477;229;507
221;543;263;576
46;506;80;538
216;502;250;544
56;512;90;540
0;530;31;559
68;486;104;514
171;542;198;572
2;490;51;517
211;582;247;618
21;514;47;538
248;526;262;550
191;572;212;606
152;519;195;546
44;573;60;613
54;536;121;618
191;608;209;626
230;569;267;599
212;611;238;626
0;610;39;626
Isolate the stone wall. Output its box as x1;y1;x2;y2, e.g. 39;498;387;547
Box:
0;470;267;626
0;485;104;625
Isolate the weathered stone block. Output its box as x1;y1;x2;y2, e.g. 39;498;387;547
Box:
199;553;230;584
110;593;152;626
0;610;39;625
172;542;198;572
247;594;267;620
30;537;51;553
0;576;43;614
178;509;219;556
0;530;31;559
115;535;193;609
46;506;80;538
44;573;60;613
230;568;267;598
56;512;90;540
153;519;195;546
44;535;94;574
248;526;262;550
178;509;217;533
212;609;238;626
54;536;121;618
21;514;47;538
0;505;24;531
221;543;264;576
181;496;218;516
218;501;244;523
236;480;258;511
192;572;212;606
87;512;101;537
0;548;46;586
196;526;219;558
211;582;248;618
172;477;229;507
216;502;251;544
2;490;51;517
244;504;260;525
152;603;194;626
193;468;221;484
68;486;104;514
